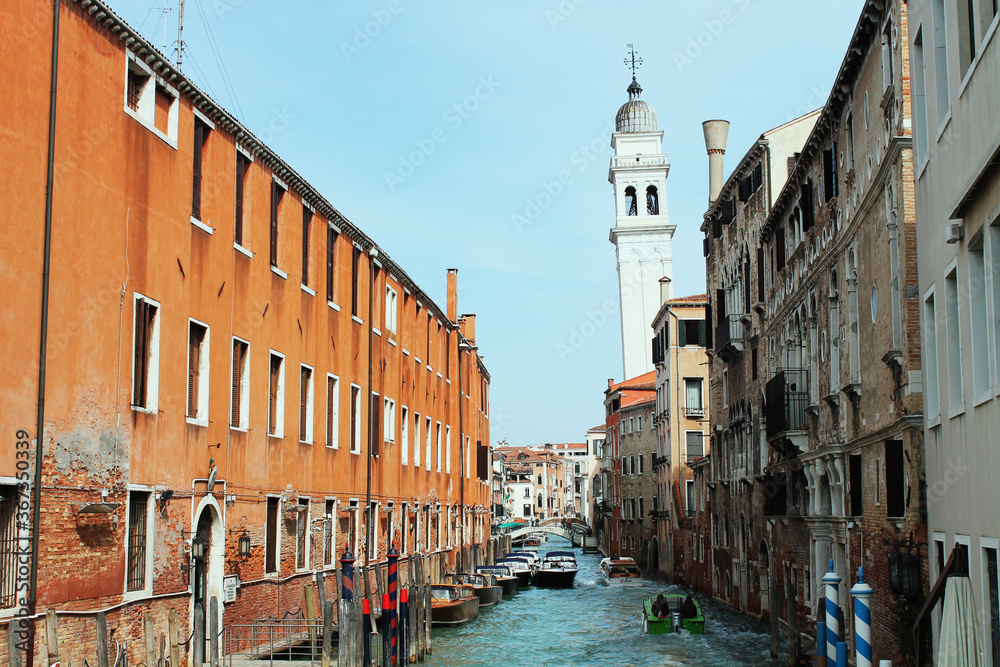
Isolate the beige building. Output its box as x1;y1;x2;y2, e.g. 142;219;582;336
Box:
909;0;1000;661
651;292;710;578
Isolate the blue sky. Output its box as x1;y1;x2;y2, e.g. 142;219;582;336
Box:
111;0;865;446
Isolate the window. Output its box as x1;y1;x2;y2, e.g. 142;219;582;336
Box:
849;454;863;516
970;234;991;396
371;392;381;456
326;375;339;449
523;504;531;518
823;144;838;202
384;397;396;444
323;499;335;566
124;56;178;143
885;440;905;517
326;227;338;303
637;415;642;432
265;497;280;574
624;186;637;216
630;456;635;475
230;338;249;430
958;0;978;77
446;425;452;473
299;365;314;444
295;498;310;570
913;30;929;161
0;490;18;606
983;542;1000;666
401;406;409;464
845;113;856;171
191;120;209;221
685;481;694;516
646;186;659;215
339;501;359;562
386;286;398;334
132;294;160;410
924;291;941;418
352;246;361;317
678;319;706;347
187;320;209;422
268;352;285;437
350;385;361;453
933;0;951;124
413;412;421;463
881;16;895;91
685;378;704;416
775;226;786;272
537;493;543;508
270;180;286;268
302;205;313;287
235;151;249;247
686;432;704;463
637;454;644;475
126;491;151;592
425;417;432;470
367;502;378;560
946;268;964;410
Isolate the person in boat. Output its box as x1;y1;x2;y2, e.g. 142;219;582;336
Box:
651;593;667;619
679;595;698;619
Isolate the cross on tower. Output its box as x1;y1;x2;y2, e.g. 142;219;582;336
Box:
624;44;642;78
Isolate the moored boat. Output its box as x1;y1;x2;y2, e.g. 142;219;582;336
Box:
476;565;520;596
599;557;643;586
430;584;480;626
641;593;705;635
496;557;533;585
445;572;503;608
532;551;578;587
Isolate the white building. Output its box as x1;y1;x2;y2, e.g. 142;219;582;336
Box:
609;75;675;379
909;0;1000;660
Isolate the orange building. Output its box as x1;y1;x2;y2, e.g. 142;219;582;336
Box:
0;0;490;663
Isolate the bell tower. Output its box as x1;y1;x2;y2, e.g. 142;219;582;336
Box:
609;46;675;378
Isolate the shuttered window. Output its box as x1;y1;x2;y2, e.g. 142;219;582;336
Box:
351;246;361;316
187;321;207;420
823;144;838;201
270;181;285;267
775;227;786;271
371;393;381;457
302;205;312;286
235;152;248;246
231;339;248;429
132;297;157;408
191;121;207;220
265;498;279;574
757;245;765;303
885;440;905;517
801;181;815;231
326;227;337;303
350;386;361;453
126;491;150;591
326;375;339;449
299;366;313;443
849;454;863;516
268;353;284;436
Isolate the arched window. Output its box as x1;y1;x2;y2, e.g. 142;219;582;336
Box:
646;185;659;215
625;186;637;216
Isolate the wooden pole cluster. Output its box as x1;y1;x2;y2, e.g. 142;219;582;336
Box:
36;607;182;667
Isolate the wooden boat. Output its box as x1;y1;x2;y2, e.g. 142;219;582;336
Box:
523;535;542;548
445;572;503;608
505;550;540;569
430;584;480;626
495;557;533;585
475;565;520;596
532;551;578;588
642;594;705;635
599;557;643;586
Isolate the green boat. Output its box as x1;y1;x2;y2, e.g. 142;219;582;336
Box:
642;594;705;635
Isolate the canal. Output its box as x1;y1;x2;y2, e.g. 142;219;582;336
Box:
426;539;787;666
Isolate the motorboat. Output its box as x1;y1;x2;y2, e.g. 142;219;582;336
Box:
505;550;540;569
495;557;534;585
475;565;520;596
599;557;643;586
532;551;578;587
444;572;503;608
642;594;705;635
430;584;480;626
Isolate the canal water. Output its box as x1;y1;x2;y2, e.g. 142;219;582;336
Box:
426;539;787;666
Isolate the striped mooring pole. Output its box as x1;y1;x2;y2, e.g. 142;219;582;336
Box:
822;559;842;667
388;547;399;665
851;567;875;667
341;549;356;602
382;593;392;667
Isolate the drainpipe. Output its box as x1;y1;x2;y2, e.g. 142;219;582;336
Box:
30;3;61;665
458;342;465;554
365;246;378;565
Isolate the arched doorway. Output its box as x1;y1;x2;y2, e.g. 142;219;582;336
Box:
191;498;224;664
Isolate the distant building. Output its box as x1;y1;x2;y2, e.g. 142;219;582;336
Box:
494;447;569;522
583;425;606;524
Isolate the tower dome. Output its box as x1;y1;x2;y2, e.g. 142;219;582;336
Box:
615;77;658;133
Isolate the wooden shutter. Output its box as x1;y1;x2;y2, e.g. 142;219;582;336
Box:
744;255;751;314
269;356;279;434
477;441;488;480
757;245;765;302
801;182;815;231
326;377;334;445
234;153;245;246
678;318;687;347
327;228;335;302
133;299;148;406
698;320;707;348
775;227;786;270
187;326;199;418
351;247;360;315
371;397;380;456
705;303;712;350
231;341;242;428
300;368;308;441
270;182;279;266
302;206;311;285
191;122;204;219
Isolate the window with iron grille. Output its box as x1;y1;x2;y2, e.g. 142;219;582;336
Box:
126;67;147;111
265;497;279;574
0;486;21;608
126;491;150;592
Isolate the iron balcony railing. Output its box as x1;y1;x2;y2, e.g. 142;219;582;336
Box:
682;405;705;419
765;368;809;438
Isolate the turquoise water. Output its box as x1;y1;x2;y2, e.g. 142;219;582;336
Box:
425;539;787;666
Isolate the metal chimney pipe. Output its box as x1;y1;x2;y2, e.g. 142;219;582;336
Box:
702;119;730;205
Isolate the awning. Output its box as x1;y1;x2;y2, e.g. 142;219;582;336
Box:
937;574;986;666
498;522;522;529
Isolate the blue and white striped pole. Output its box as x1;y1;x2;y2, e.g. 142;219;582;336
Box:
851;567;875;667
822;559;842;666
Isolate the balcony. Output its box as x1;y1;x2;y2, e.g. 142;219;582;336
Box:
682;405;705;420
765;369;809;441
611;155;668;169
597;500;613;515
715;313;744;363
652;453;669;468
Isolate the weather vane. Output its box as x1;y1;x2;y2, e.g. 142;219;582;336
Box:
624;44;642;78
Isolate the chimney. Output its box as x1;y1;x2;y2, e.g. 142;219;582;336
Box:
702;119;730;205
659;276;672;303
461;313;476;345
446;268;458;322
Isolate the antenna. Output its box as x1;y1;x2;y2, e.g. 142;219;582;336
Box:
177;0;185;70
624;44;643;78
